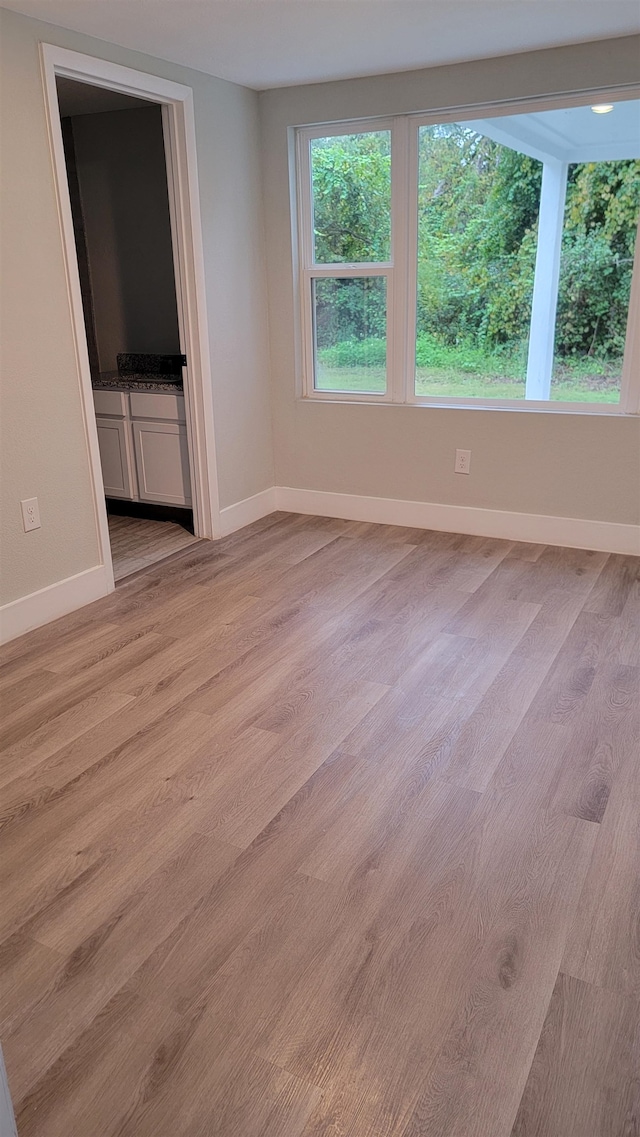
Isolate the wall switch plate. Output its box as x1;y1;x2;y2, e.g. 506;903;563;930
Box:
20;497;41;532
454;449;471;475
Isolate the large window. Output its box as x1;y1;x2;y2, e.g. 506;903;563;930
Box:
296;94;640;412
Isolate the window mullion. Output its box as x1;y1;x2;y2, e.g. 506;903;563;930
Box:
296;129;314;270
300;268;315;398
308;263;391;277
388;117;408;403
404;120;419;404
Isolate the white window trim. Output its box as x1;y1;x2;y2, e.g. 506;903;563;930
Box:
294;84;640;415
296;118;396;402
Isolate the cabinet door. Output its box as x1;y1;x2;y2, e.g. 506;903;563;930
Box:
131;420;192;506
96;417;136;499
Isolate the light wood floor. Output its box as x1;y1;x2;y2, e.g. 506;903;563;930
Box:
1;513;638;1137
108;512;199;581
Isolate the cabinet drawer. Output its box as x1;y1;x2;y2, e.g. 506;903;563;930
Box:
93;389;127;417
129;391;185;422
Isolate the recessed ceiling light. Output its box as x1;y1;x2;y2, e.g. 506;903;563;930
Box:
591;104;614;114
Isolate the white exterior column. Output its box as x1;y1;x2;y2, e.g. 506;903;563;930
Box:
525;159;568;400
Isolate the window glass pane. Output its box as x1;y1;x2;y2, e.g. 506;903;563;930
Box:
551;160;639;404
310;131;391;264
313;277;387;394
415;124;541;399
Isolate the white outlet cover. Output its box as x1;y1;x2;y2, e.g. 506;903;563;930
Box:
20;497;41;532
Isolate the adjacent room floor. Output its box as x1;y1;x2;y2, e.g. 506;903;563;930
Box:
107;512;200;581
1;513;638;1137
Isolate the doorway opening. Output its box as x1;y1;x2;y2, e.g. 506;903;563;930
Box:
41;45;220;593
56;77;199;580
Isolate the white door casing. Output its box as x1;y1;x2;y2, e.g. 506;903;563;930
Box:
39;43;221;596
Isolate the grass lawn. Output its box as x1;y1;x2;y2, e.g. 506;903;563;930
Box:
315;360;623;404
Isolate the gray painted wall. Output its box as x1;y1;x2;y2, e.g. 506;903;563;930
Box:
1;10;638;617
0;6;274;606
259;37;640;527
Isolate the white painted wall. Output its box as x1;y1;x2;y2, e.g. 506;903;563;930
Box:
259;37;640;529
0;6;274;608
69;104;181;372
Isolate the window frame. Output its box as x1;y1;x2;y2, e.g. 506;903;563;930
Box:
294;86;640;414
296;117;398;402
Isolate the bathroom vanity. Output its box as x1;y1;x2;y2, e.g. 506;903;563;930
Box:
92;378;191;508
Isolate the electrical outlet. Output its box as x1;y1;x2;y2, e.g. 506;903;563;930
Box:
20;497;41;532
454;449;471;475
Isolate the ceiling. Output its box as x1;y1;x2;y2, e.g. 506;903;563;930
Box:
469;98;640;164
4;0;640;90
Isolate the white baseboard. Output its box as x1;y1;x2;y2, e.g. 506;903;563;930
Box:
0;564;112;645
274;487;640;556
2;490;636;646
217;487;278;538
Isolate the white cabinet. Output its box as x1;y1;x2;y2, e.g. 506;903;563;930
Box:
93;389;191;507
132;420;191;506
129;391;185;422
95;417;137;499
93;389;128;417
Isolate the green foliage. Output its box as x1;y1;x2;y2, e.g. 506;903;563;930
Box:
310;122;639;366
556;230;630;356
314;277;386;349
317;336;386;368
311;133;390;345
311;131;391;263
415;127;544;350
319;334;623;402
566;160;640;255
556;160;640;356
415;332;522;375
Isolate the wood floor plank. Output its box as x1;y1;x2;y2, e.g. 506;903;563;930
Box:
582;551;640;616
0;516;637;1137
548;661;639;824
399;814;597;1137
15;989;185;1137
124;747;374;1019
440;648;554;792
299;697;472;882
110;1008;321;1137
0;631;173;750
0;933;64;1039
198;681;389;848
255;779;483;1088
4;831;239;1104
0;690;135;790
561;703;640;996
511;972;640;1137
108;513;200;581
0;710;221;938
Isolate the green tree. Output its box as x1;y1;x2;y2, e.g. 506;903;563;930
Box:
311;123;639;365
556;160;640;357
311;131;391;263
311;131;391;346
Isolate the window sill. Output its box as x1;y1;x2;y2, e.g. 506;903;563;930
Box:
299;393;632;415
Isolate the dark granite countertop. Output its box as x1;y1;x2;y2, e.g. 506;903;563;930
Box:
92;371;184;393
